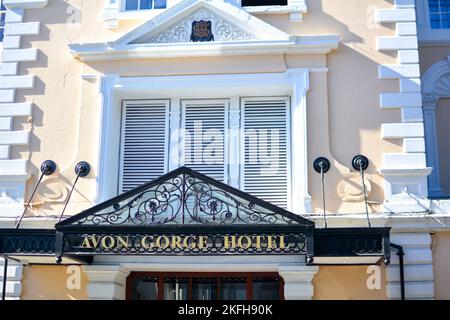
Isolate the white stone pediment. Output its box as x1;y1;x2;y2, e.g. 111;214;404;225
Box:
130;7;255;44
69;0;339;60
116;0;290;46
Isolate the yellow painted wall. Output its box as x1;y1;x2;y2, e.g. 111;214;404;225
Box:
313;265;387;300
432;232;450;300
17;0;400;217
21;265;88;300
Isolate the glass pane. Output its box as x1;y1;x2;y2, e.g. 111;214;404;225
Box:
442;13;450;28
241;0;287;6
140;0;152;9
130;276;159;300
125;0;139;10
252;277;279;300
0;28;4;42
193;278;218;300
442;0;450;11
163;277;189;300
428;0;440;13
0;13;5;27
220;278;247;300
154;0;167;9
430;13;442;28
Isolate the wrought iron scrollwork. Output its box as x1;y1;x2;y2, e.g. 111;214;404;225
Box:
75;172;297;226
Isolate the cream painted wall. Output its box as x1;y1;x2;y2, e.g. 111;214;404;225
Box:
432;232;450;300
313;265;387;300
15;0;401;217
21;265;88;300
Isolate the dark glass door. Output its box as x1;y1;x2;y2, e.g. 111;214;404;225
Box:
127;272;283;300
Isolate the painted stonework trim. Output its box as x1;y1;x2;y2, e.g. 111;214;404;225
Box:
386;232;435;299
421;57;450;197
3;0;47;9
375;0;430;205
95;70;312;214
102;0;308;28
0;258;23;299
0;0;47;218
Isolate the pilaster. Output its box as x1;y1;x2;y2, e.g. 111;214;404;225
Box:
0;0;47;217
278;265;319;300
375;0;431;211
82;265;130;300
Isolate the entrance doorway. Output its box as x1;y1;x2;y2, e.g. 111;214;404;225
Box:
127;272;284;300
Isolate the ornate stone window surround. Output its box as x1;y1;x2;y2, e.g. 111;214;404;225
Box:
103;0;307;28
416;0;450;43
422;55;450;197
94;69;312;215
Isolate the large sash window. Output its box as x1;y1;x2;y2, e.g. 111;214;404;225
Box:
119;97;291;208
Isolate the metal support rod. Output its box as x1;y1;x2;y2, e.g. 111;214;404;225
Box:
15;160;56;229
1;257;8;300
313;157;330;228
359;165;371;228
58;172;81;223
58;161;90;222
390;243;406;300
320;166;327;228
15;172;45;229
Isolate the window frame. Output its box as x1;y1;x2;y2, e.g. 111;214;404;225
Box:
416;0;450;43
126;271;284;300
0;0;6;44
121;0;168;12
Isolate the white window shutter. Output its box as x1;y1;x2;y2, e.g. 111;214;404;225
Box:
182;99;228;182
241;97;291;209
119;100;169;192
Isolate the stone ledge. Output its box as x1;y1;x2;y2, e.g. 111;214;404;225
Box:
3;0;48;9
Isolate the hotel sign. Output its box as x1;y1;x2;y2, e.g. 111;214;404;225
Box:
61;230;309;256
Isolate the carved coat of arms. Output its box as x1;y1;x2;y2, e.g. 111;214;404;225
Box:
190;20;214;42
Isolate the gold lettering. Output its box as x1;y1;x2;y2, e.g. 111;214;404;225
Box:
116;236;129;248
101;236;115;249
237;236;252;249
156;236;170;249
183;236;197;249
81;236;92;248
253;235;262;249
141;236;153;249
223;235;236;249
279;235;289;249
198;236;208;249
267;235;277;249
171;236;183;249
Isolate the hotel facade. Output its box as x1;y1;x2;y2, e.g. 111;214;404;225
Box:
0;0;449;300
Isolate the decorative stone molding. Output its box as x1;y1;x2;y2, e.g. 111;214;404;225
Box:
134;8;254;44
386;232;434;299
420;56;450;197
0;258;23;300
337;174;372;202
375;0;430;209
278;265;319;300
102;0;308;29
83;265;130;300
0;0;47;218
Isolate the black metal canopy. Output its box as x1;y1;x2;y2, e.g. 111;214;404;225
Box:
0;167;390;265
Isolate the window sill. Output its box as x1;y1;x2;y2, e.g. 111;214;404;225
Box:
418;27;450;45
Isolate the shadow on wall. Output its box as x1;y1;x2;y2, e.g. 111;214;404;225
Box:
302;0;402;212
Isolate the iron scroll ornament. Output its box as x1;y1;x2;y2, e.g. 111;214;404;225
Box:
71;172;298;226
190;20;214;42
